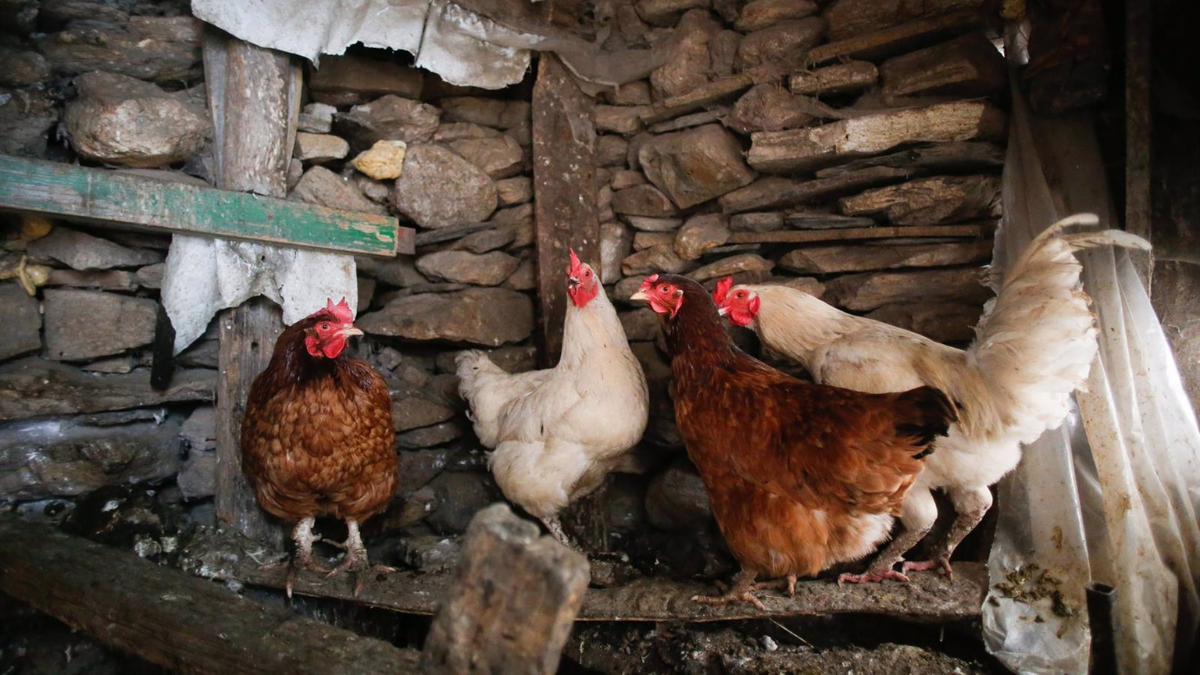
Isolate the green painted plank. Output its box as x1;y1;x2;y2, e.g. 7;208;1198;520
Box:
0;155;411;256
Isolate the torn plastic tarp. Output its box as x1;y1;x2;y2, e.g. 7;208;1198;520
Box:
162;236;357;354
190;0;669;90
982;80;1200;673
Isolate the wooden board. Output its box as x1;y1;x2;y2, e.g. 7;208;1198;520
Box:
728;223;990;244
0;515;420;674
219;545;987;624
1124;0;1153;289
532;54;600;366
0;155;411;257
808;11;987;66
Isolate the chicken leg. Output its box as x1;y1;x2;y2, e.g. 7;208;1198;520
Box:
839;486;936;584
691;569;795;611
901;485;992;580
267;517;330;599
327;519;395;597
540;515;581;550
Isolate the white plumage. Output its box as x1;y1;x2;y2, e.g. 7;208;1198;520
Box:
719;213;1150;578
456;258;649;545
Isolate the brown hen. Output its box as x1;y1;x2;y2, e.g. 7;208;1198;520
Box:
633;275;955;608
241;298;397;596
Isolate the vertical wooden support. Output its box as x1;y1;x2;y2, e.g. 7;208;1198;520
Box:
1124;0;1153;291
532;53;600;367
419;504;589;675
207;30;300;545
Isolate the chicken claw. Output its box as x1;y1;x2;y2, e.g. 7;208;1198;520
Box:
326;519;394;597
837;568;910;585
692;570;768;611
901;557;954;580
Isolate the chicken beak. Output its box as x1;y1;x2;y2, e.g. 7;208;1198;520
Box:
717;306;729;316
338;326;364;339
567;276;580;290
630;289;650;303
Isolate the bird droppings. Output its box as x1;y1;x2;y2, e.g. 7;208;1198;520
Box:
990;563;1076;619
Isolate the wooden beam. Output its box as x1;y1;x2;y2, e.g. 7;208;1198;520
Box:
1125;0;1153;290
0;515;420;674
727;223;990;244
419;504;589;675
0;155;410;257
207;33;294;548
532;54;600;366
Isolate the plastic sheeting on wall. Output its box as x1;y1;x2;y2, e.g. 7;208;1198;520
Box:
982;81;1200;674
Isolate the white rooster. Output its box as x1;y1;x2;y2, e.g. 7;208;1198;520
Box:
456;248;649;546
713;213;1150;582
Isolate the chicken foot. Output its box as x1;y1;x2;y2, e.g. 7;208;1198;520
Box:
258;518;331;599
540;515;582;550
837;523;931;585
691;570;794;611
901;486;992;581
327;519;395;598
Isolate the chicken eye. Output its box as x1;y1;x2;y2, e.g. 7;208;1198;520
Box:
319;322;330;331
660;285;670;293
584;269;591;277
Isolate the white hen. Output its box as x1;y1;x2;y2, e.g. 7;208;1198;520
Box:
456;249;649;545
713;213;1151;582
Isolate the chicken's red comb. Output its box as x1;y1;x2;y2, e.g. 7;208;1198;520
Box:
713;276;734;306
567;247;582;275
639;274;660;290
324;297;355;323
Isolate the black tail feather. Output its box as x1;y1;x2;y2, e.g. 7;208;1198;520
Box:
893;386;957;458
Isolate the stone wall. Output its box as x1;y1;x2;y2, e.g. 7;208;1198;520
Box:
0;0;1010;561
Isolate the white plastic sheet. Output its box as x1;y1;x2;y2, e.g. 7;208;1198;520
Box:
982;82;1200;674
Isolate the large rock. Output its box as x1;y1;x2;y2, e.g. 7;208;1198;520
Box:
350;140;407;180
645;458;712;532
392;145;497;229
674;214;731;260
600;222;634;284
0;48;49;87
779;240;993;274
43;289;157;361
289;166;388;215
446;135;524;179
495;176;532;206
725;84;814;134
293;132;349;163
28;227;162;271
37;16;203;84
391;386;456;433
734;17;826;71
649;9;720;100
0;283;40;361
594;105;648;136
416;250;520;286
0;415;183;501
64;71;209;168
638;124;756;209
612;184;679;217
439;97;530;130
735;0;819;32
824;267;991;311
622;245;693;276
177;448;215;500
45;269;138;292
0;87;57;157
425;471;499;535
334;95;440;149
867;301;983;344
688;253;774;282
838;175;1002;226
358;287;533;346
636;0;710;26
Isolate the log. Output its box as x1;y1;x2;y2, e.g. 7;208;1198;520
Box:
814;142;1005;178
788;60;878;96
838;175;1001;226
823;0;986;42
0;155;410;257
418;504;590;675
0;515;420;674
778;240;993;274
533;54;601;365
807;10;987;65
719;167;915;214
207;34;295;546
747;101;1006;172
880;31;1007;102
727;222;990;244
823;266;992;311
204;527;988;623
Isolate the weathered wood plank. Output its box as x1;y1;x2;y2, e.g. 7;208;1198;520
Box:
807;10;987;65
838;174;1002;226
824;266;992;311
747;101;1006;173
1125;0;1153;289
823;0;986;42
0;515;420;675
778;239;993;274
533;54;600;366
719;167;916;214
207;35;292;547
788;60;879;96
814;142;1005;178
0;155;410;257
419;504;589;675
727;223;990;244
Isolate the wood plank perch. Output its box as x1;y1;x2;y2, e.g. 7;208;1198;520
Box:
194;528;988;624
0;155;412;257
0;515;420;675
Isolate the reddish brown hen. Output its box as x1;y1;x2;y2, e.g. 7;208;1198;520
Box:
633;275;955;608
241;298;397;596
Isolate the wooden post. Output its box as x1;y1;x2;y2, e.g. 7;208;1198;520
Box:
207;30;299;545
532;53;600;367
1125;0;1153;290
0;515;420;674
418;504;589;675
